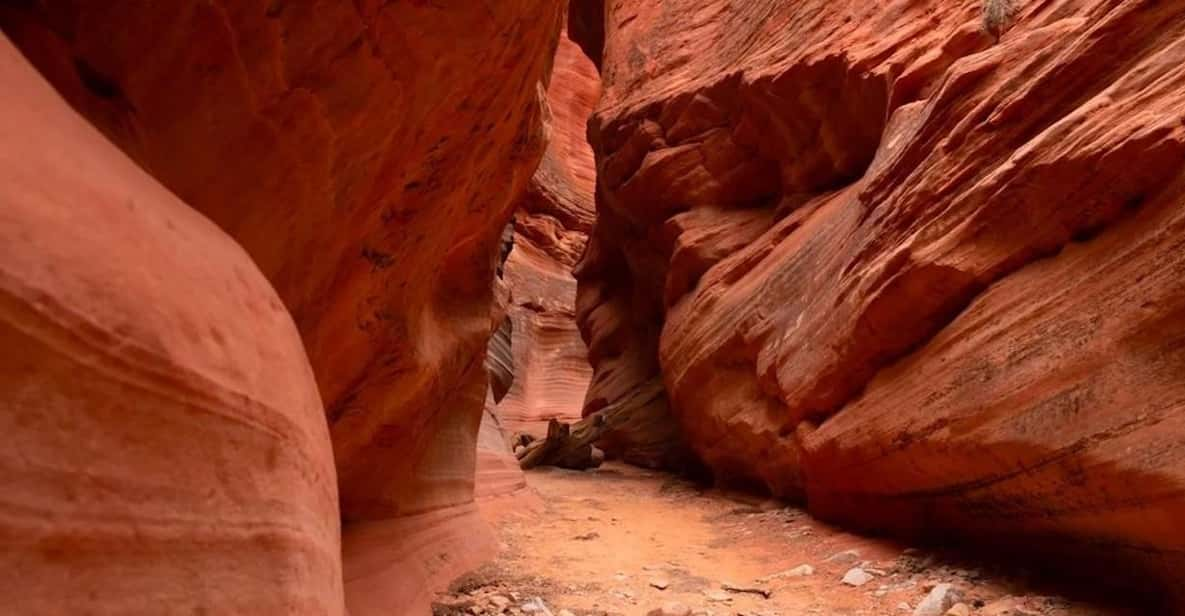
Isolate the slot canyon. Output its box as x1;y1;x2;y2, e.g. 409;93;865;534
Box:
2;0;1184;614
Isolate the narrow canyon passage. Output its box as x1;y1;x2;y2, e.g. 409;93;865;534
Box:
442;465;1140;616
3;1;1185;615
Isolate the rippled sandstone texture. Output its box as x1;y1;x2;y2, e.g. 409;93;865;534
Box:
2;1;564;613
0;38;343;614
478;242;530;502
577;0;1185;597
495;29;598;438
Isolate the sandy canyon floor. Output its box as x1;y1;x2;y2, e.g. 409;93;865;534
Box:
436;463;1144;616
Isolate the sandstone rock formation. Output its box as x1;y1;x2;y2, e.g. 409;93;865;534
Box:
2;1;565;613
0;38;343;614
478;238;531;502
495;30;598;438
477;395;531;501
498;239;594;437
531;12;698;469
575;0;1185;598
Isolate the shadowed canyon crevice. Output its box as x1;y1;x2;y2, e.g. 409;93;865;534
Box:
493;26;599;442
2;0;1185;614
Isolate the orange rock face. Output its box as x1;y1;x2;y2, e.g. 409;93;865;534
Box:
557;6;698;469
478;242;530;502
494;31;598;438
477;394;530;501
0;38;343;614
498;239;593;437
578;0;1185;596
2;1;565;613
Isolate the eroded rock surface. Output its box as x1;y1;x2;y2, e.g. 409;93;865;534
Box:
2;1;565;613
495;29;598;438
0;38;343;614
577;0;1185;597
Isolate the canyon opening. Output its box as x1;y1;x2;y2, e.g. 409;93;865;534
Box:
2;1;1184;615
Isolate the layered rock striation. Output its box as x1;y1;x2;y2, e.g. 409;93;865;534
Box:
575;0;1185;597
494;29;598;439
0;37;343;614
2;1;566;613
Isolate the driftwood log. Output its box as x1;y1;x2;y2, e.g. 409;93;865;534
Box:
515;415;608;470
513;381;673;470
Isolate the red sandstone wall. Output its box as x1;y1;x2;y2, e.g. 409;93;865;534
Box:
494;30;598;439
498;239;593;437
1;1;565;613
576;0;1185;596
0;38;343;614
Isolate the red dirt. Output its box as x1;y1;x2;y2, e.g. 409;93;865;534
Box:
454;463;1141;616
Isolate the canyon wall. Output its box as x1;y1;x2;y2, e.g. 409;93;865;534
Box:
494;30;598;439
1;1;565;613
0;37;344;614
478;241;530;501
576;0;1185;597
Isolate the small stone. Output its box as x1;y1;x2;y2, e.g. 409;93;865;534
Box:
788;564;815;577
842;568;874;587
826;549;862;564
913;583;963;616
646;602;691;616
757;564;813;583
945;603;972;616
703;590;732;602
897;603;913;612
649;578;670;590
722;581;772;598
490;595;511;609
